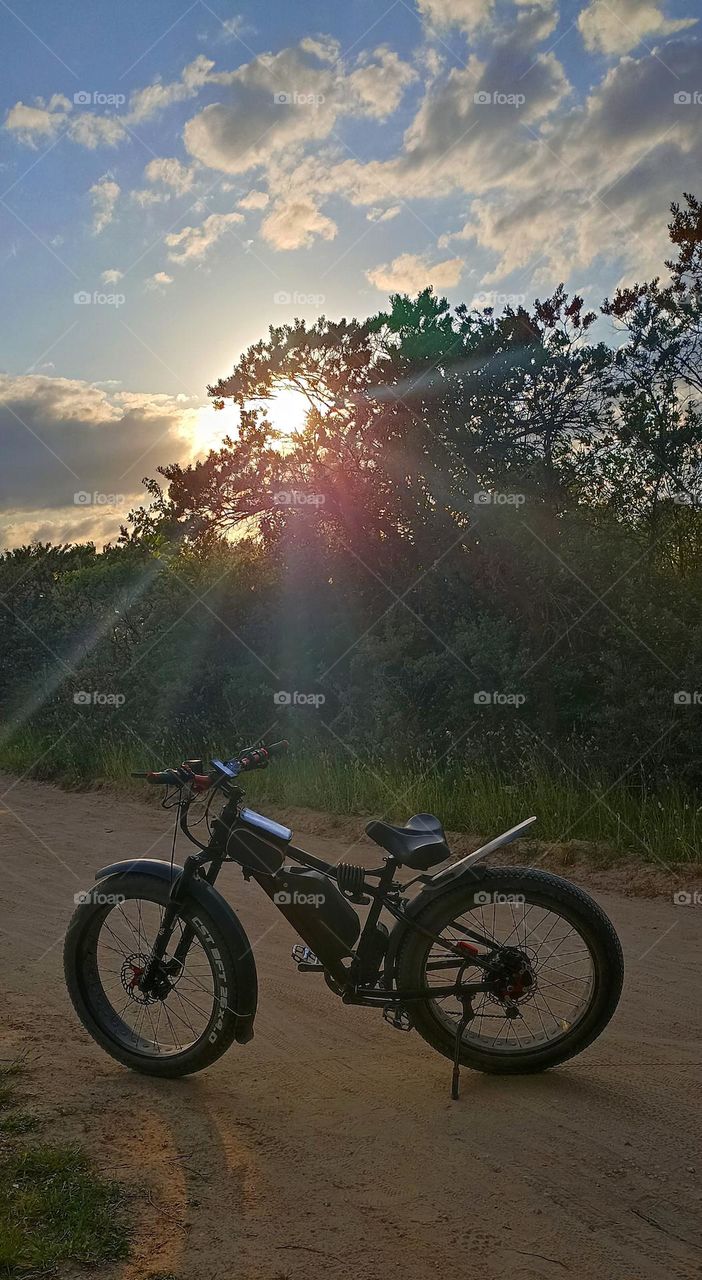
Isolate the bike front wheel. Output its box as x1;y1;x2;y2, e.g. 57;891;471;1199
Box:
397;867;624;1075
64;873;242;1077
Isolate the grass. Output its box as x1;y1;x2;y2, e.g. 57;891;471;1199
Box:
0;1061;130;1277
1;726;700;864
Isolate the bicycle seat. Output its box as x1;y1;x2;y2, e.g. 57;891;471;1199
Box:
365;813;450;869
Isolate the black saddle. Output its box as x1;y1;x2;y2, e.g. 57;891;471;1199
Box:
365;812;450;870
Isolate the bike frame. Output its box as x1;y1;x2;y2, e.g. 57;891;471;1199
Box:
143;786;501;1009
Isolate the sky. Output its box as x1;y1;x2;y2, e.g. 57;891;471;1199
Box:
1;0;700;548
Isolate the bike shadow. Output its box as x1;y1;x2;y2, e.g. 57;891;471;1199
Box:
85;1066;261;1280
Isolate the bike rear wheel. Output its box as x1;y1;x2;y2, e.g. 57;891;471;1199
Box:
64;873;241;1077
397;867;623;1074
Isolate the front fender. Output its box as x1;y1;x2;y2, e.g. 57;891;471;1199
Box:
94;858;257;1043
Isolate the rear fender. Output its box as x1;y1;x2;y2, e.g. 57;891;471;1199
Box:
94;858;257;1043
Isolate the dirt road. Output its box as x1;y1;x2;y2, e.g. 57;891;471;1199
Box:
0;772;700;1280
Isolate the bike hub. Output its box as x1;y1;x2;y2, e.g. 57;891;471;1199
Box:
485;947;537;1006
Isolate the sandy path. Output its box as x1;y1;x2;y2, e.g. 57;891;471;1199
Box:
0;772;700;1280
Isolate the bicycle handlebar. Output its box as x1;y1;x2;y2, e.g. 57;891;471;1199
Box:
130;740;289;790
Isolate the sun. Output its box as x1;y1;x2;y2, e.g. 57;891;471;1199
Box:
188;388;310;457
265;386;310;439
187;400;238;456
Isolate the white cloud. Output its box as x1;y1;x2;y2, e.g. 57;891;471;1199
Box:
184;40;415;175
448;37;702;284
366;251;464;293
68;114;126;148
416;0;496;34
101;268;123;284
144;156;195;194
4;94;71;144
347;46;418;119
367;205;402;222
165;210;244;263
90;175;120;234
260;197;337;250
146;271;174;289
578;0;696;54
132;188;168;207
238;188;270;210
324;10;570;207
128;55;214;123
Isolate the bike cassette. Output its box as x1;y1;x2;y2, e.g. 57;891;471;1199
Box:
383;1006;412;1032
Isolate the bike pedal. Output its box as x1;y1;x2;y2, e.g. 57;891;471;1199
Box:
291;944;319;966
382;1006;412;1032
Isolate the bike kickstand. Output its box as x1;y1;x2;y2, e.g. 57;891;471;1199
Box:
451;994;474;1101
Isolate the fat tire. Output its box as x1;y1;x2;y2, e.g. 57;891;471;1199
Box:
397;866;624;1075
64;873;241;1078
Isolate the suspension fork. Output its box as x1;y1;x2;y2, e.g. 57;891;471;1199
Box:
139;851;224;992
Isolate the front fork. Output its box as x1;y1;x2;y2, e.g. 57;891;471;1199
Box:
139;850;224;995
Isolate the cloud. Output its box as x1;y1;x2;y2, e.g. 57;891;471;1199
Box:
127;55;214;123
165;210;244;263
146;271;174;289
416;0;556;35
101;268;123;284
0;375;192;546
366;251;464;292
325;9;569;206
132;156;196;205
578;0;696;54
238;188;270;209
183;40;415;175
447;37;702;283
4;94;71;144
144;156;196;194
90;175;120;234
260;196;337;249
68;114;127;148
347;46;418;119
367;205;402;221
416;0;496;34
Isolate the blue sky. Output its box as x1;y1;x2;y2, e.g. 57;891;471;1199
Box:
1;0;700;546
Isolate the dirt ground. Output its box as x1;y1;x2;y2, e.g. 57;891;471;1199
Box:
0;772;700;1280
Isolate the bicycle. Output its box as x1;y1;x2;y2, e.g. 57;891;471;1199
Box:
64;741;624;1098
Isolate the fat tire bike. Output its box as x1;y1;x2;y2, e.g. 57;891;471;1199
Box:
64;741;624;1098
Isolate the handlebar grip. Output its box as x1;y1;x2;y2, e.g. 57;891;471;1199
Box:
131;771;150;778
265;739;289;757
